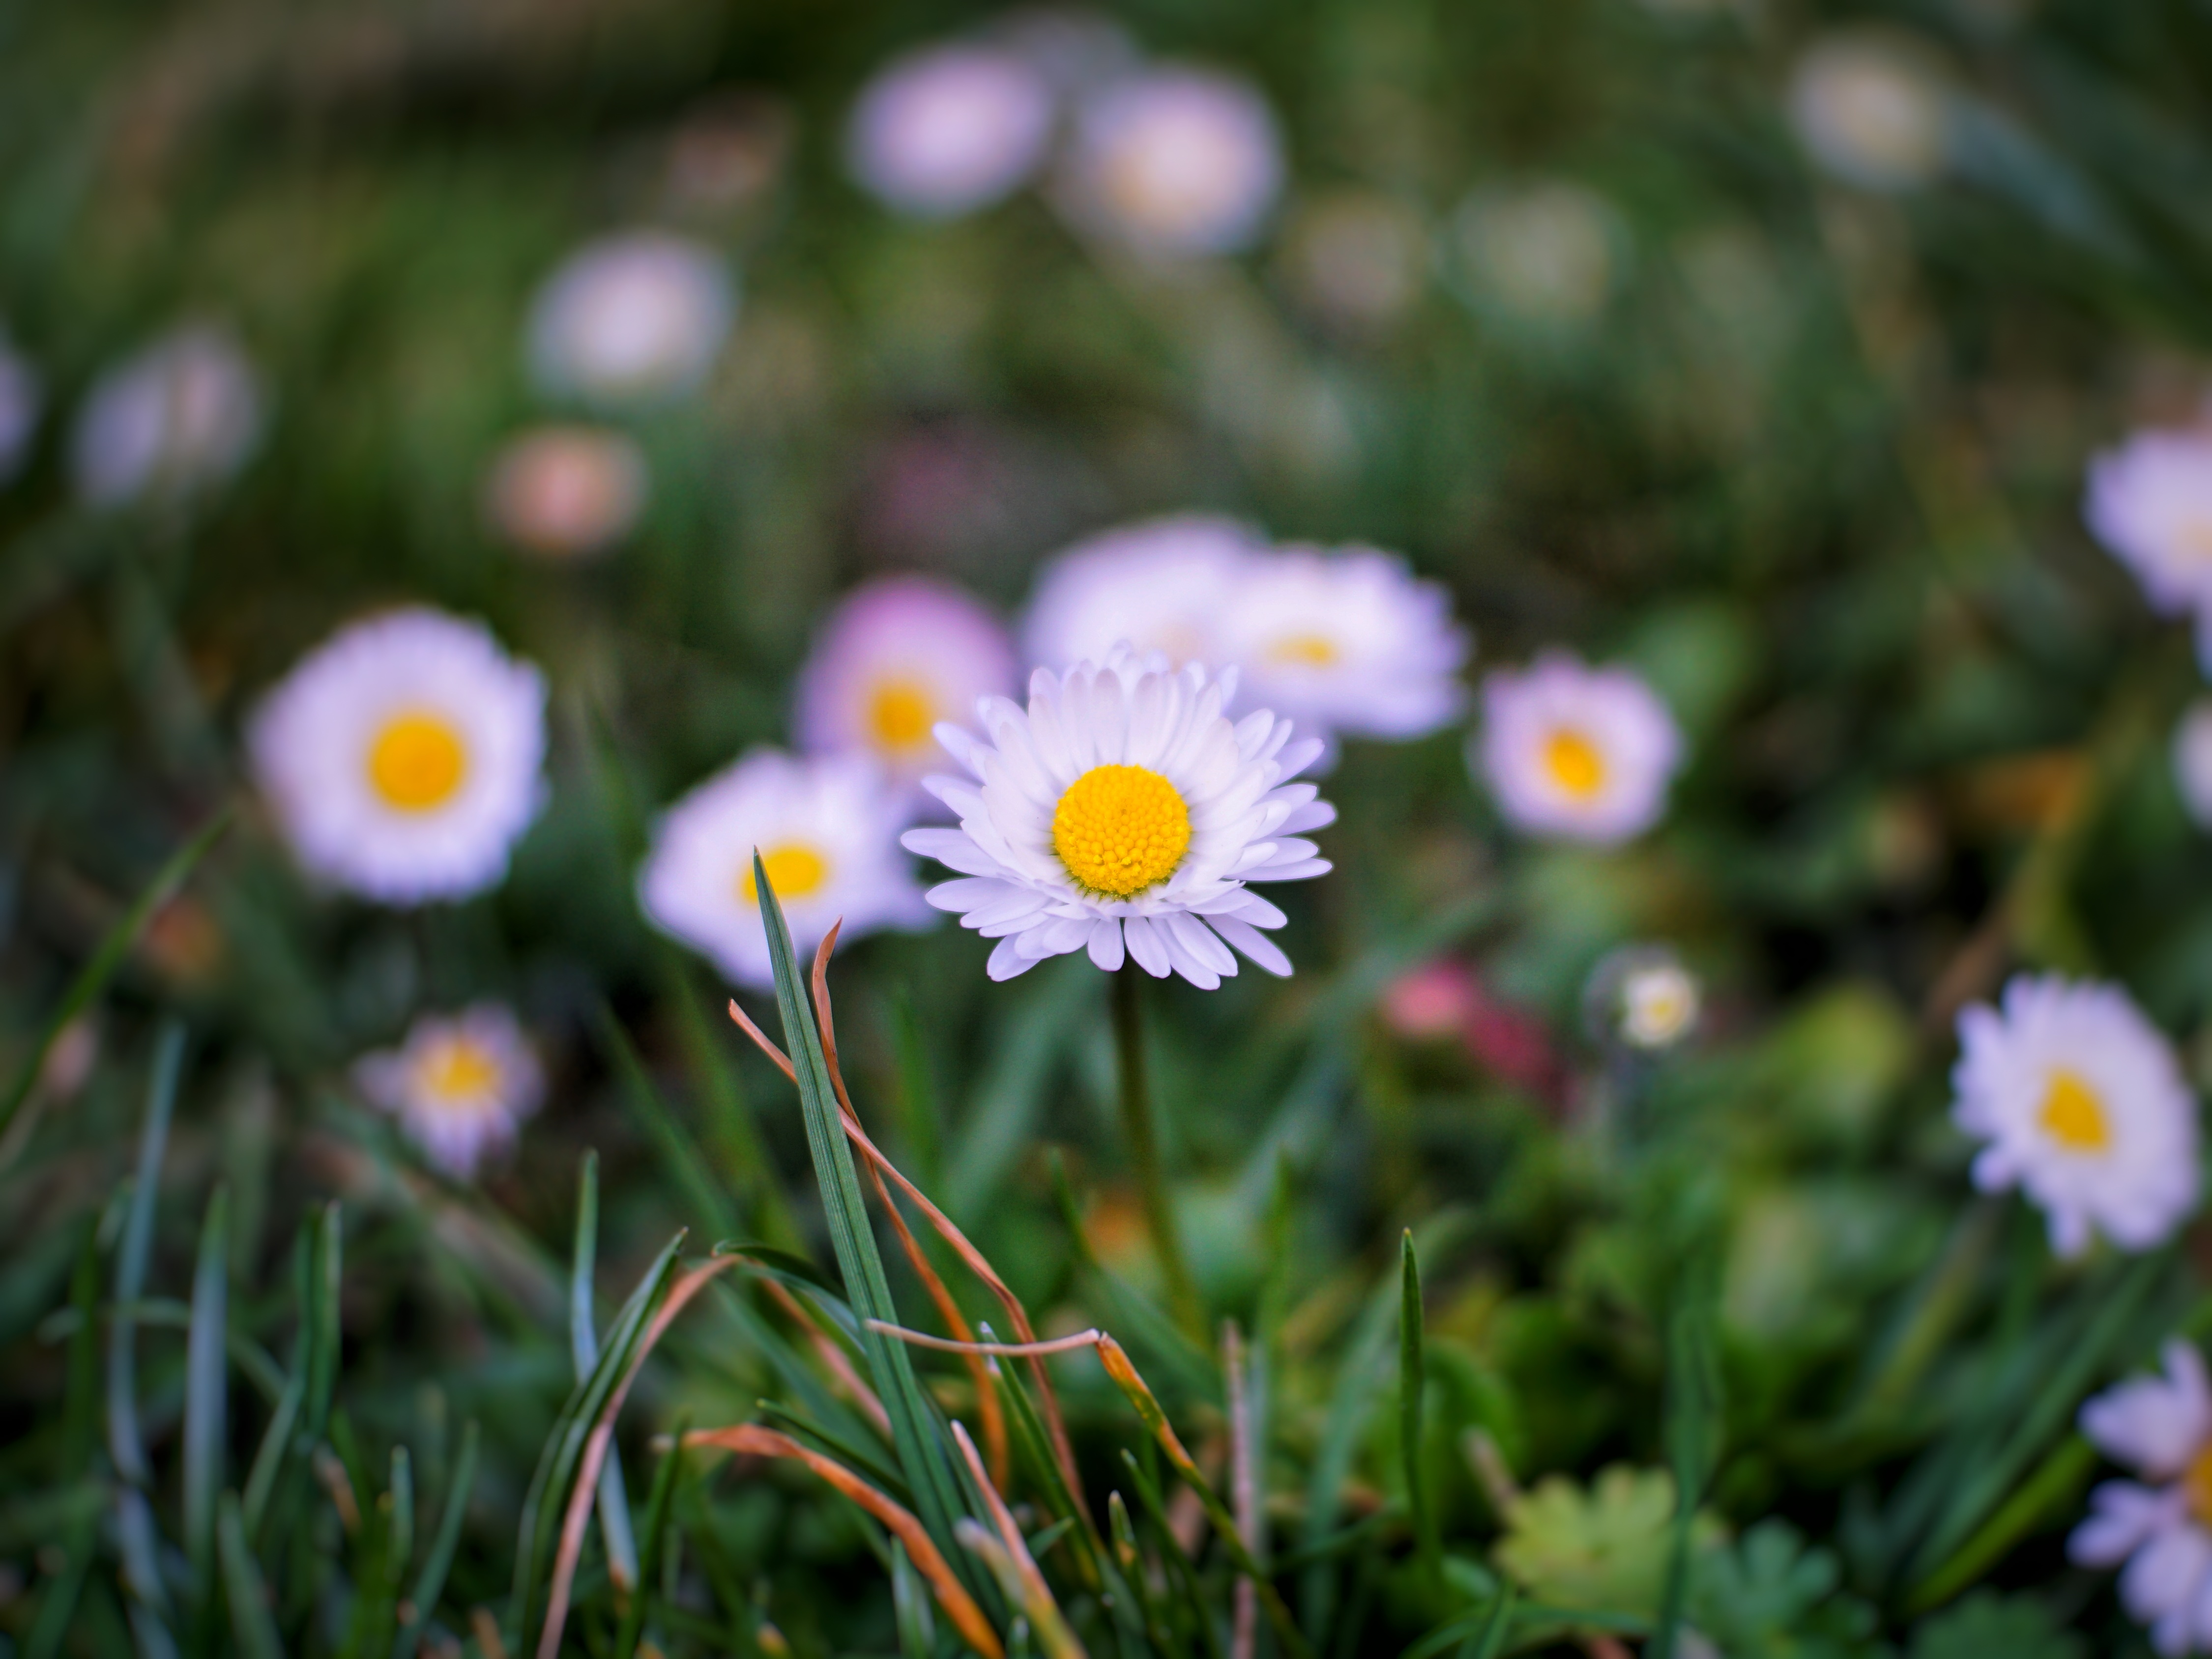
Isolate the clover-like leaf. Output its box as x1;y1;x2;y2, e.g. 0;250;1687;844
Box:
1493;1464;1721;1618
1691;1520;1883;1659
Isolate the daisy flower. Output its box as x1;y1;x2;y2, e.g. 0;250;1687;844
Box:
1020;514;1258;672
1788;33;1950;193
1475;653;1684;844
2072;1341;2212;1656
72;324;262;508
1214;545;1470;747
484;425;647;561
1951;973;2199;1258
847;42;1056;220
248;608;549;904
2177;701;2212;830
1056;67;1283;258
2086;427;2212;662
527;231;735;408
1585;944;1702;1052
902;645;1334;986
638;749;931;991
355;1004;544;1179
793;576;1019;797
0;322;41;485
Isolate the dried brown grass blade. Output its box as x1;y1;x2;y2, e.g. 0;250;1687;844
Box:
538;1255;744;1659
687;1424;1003;1659
752;1270;891;1441
949;1421;1087;1659
810;927;1008;1487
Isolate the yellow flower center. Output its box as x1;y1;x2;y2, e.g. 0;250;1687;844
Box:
1267;632;1341;668
417;1036;499;1109
367;711;469;813
2185;1442;2212;1525
867;680;936;753
1052;764;1192;898
1543;727;1607;801
742;843;832;905
2037;1067;2112;1153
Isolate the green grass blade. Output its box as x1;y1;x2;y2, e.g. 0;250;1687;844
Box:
184;1183;231;1591
752;858;984;1602
0;810;229;1148
889;990;944;1193
1905;1432;2095;1615
397;1420;479;1659
1399;1230;1438;1585
571;1153;642;1593
890;1540;936;1659
109;1021;187;1490
1652;1292;1721;1659
23;1503;99;1659
945;958;1095;1219
218;1492;285;1659
614;1413;688;1659
666;960;802;1252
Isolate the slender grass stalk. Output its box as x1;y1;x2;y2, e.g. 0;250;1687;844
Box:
1111;968;1204;1344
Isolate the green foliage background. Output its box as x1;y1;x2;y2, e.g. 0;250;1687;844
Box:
7;0;2212;1654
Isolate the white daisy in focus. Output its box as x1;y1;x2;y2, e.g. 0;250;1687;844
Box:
527;231;735;408
0;323;41;485
1788;32;1950;193
2086;427;2212;664
1056;67;1284;258
847;42;1056;220
355;1004;544;1179
248;608;549;905
1021;514;1257;672
794;575;1019;798
73;324;262;508
1453;181;1623;329
903;645;1334;986
484;425;647;562
1475;653;1684;844
1951;973;2199;1259
2178;702;2212;830
2072;1341;2212;1657
638;749;931;991
1215;545;1469;747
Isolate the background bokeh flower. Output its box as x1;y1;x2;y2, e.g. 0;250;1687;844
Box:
526;231;736;408
71;323;261;507
846;41;1056;219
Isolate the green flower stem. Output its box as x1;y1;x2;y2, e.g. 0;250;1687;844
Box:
1113;967;1205;1344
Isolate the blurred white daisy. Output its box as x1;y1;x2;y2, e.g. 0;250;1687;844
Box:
847;42;1056;219
2179;702;2212;830
72;323;262;508
484;425;647;561
1452;181;1623;329
527;231;735;408
1951;973;2199;1259
638;749;931;991
2086;427;2212;664
1056;67;1283;258
794;575;1019;798
1475;653;1684;844
1586;944;1702;1052
1021;514;1257;672
355;1003;544;1179
1788;33;1950;193
903;645;1334;986
248;608;549;905
0;323;41;484
1279;192;1430;336
1215;545;1469;747
2072;1341;2212;1657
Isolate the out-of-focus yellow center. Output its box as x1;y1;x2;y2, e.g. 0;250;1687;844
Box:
1543;728;1607;801
867;680;935;752
1268;632;1341;668
742;844;832;905
2184;1443;2212;1524
367;711;469;812
417;1037;499;1108
2037;1067;2111;1153
1052;764;1191;897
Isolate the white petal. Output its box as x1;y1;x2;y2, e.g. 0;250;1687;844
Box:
1123;915;1171;978
1165;911;1237;978
902;827;1005;877
1208;915;1293;977
1087;919;1126;972
988;935;1040;980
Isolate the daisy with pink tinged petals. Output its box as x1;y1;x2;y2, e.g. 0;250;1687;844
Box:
847;43;1056;219
1951;973;2198;1259
794;576;1019;797
1475;653;1684;844
355;1004;543;1179
1056;68;1283;258
1020;514;1257;672
527;231;735;409
639;750;931;991
903;644;1334;987
2086;427;2212;665
2072;1341;2212;1656
484;425;647;561
1216;545;1470;746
